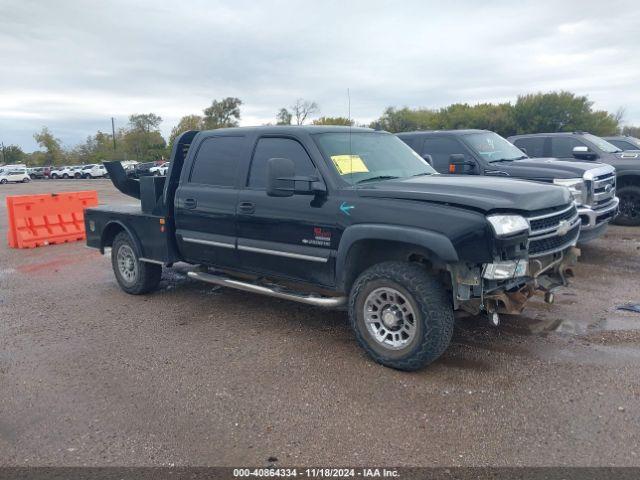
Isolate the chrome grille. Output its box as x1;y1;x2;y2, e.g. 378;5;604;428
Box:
527;204;580;258
585;169;616;209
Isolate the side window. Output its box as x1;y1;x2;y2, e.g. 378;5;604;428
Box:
551;137;584;158
421;137;467;172
248;137;316;189
190;136;244;186
513;137;545;157
553;137;588;157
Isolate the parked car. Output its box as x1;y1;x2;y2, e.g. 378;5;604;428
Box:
85;126;580;371
149;162;169;176
397;130;618;242
602;135;640;152
132;161;157;178
28;167;46;179
80;164;97;178
508;132;640;226
50;166;75;179
0;166;31;184
88;164;108;178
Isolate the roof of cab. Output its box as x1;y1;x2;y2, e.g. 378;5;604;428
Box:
200;125;376;135
396;129;487;137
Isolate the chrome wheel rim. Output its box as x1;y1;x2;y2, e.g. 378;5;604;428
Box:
117;244;138;284
364;287;417;350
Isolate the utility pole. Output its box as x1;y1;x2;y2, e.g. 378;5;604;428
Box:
111;117;117;151
1;142;6;165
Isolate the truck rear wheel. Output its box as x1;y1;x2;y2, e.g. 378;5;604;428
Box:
349;261;454;371
111;231;161;294
614;185;640;226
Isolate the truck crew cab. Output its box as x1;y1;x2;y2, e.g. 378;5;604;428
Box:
508;132;639;226
397;130;618;242
86;126;580;371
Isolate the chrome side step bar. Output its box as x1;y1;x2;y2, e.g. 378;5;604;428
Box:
187;271;347;308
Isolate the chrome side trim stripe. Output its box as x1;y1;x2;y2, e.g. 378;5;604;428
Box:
237;245;328;263
139;257;165;265
182;237;235;249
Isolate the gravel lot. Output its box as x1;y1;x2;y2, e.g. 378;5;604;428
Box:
1;179;639;467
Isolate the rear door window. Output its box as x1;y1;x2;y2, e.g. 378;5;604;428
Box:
190;136;245;187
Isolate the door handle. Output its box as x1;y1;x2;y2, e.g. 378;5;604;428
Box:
184;198;197;209
238;201;256;214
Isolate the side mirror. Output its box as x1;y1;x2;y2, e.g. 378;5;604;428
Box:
266;158;326;197
572;145;598;160
422;154;433;165
519;147;528;155
448;154;476;174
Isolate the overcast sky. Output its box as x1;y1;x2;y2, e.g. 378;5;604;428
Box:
1;0;639;152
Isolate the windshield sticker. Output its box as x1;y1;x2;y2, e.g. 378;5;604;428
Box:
330;155;369;175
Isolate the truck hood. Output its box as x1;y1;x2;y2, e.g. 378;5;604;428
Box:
356;175;571;213
493;158;608;180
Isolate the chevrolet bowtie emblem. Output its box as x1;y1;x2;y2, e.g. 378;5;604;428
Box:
556;220;570;236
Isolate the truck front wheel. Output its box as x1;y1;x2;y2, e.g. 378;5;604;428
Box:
111;231;161;294
349;261;454;371
615;185;640;226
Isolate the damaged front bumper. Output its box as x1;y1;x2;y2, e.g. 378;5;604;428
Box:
448;246;580;315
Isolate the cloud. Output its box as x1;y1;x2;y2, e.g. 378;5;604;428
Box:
1;0;639;151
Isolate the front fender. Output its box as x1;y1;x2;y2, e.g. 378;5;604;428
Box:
335;224;459;290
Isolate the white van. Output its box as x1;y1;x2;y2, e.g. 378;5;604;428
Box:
0;166;31;184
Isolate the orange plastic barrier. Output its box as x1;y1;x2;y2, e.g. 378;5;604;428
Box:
6;191;98;249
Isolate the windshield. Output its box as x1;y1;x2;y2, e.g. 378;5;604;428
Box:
583;133;622;153
463;131;527;162
314;132;436;185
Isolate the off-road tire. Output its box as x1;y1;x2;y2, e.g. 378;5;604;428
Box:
349;261;454;371
614;185;640;226
111;231;161;294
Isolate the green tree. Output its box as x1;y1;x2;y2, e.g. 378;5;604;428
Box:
169;115;204;147
438;102;517;137
123;113;167;162
369;107;440;132
312;116;354;126
33;127;64;165
203;97;242;129
1;144;25;164
276;108;292;125
513;91;619;135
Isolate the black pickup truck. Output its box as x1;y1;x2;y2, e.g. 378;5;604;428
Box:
397;130;619;241
86;126;580;371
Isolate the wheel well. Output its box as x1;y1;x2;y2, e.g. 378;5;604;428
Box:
101;222;125;250
342;239;443;292
618;175;640;188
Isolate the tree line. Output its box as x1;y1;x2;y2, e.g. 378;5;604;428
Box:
1;91;637;166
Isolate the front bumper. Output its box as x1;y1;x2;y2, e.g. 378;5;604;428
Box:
450;246;580;315
577;197;619;230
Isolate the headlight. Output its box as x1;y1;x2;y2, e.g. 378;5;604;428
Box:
553;178;586;205
483;259;528;280
486;215;529;237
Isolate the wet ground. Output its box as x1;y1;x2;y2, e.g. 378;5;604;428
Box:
1;179;639;466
